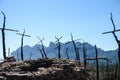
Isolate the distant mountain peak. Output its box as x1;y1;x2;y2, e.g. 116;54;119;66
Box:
11;41;117;63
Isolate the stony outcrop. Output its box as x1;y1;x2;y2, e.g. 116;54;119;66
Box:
0;59;93;80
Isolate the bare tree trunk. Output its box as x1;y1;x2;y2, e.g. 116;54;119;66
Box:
118;49;120;64
17;51;19;61
37;37;47;59
2;29;6;60
17;30;30;61
85;45;111;80
102;13;120;64
66;48;69;59
55;36;62;59
40;49;44;59
85;45;100;80
58;43;61;58
42;45;47;59
21;34;24;60
103;13;120;64
72;41;79;60
95;45;99;80
70;34;80;61
1;11;19;60
55;44;61;58
83;43;87;68
76;47;81;64
66;34;80;61
1;12;6;60
112;32;120;64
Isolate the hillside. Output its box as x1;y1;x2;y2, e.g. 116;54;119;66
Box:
0;58;95;80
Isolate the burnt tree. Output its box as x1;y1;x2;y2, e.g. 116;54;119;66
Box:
17;50;19;61
37;36;47;58
16;30;30;60
85;45;111;80
81;42;88;68
66;33;80;61
66;48;69;59
95;45;99;80
37;48;44;59
55;36;62;59
0;11;19;60
83;43;87;68
76;47;81;63
103;13;120;64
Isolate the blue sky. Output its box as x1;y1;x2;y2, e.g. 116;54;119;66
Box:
0;0;120;58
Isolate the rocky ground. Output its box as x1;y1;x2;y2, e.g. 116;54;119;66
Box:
0;58;96;80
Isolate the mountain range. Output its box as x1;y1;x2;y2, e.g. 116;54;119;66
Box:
11;41;118;63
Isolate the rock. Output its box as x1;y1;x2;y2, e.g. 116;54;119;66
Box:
0;58;91;80
6;56;16;62
20;59;53;71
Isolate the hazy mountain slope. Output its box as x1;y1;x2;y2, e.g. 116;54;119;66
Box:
11;42;117;63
